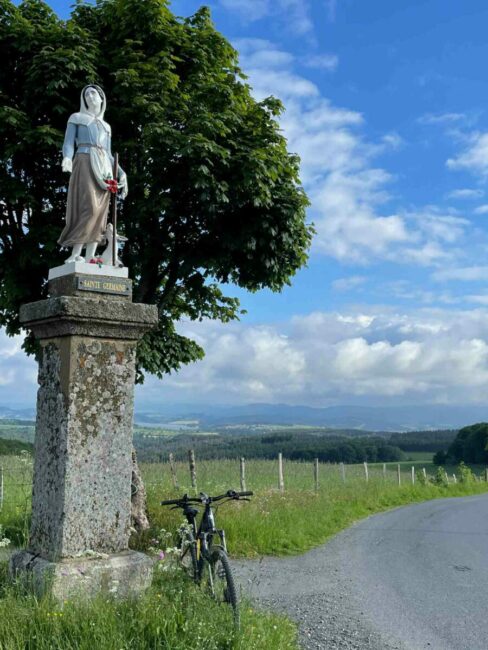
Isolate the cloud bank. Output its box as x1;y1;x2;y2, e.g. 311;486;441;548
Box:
137;308;488;407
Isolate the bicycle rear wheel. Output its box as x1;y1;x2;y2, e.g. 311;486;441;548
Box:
206;547;239;625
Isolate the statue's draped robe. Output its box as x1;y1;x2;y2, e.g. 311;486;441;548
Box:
58;86;126;248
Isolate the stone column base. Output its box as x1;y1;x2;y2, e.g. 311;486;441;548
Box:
9;550;154;602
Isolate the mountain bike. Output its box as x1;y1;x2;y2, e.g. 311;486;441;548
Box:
161;489;253;625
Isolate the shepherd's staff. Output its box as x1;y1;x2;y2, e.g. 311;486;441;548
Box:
110;152;119;267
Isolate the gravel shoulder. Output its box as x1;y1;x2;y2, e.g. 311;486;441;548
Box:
233;493;488;650
233;524;405;650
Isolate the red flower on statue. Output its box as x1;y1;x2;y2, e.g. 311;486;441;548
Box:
89;258;104;268
105;179;118;194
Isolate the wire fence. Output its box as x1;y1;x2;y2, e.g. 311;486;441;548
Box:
1;450;487;515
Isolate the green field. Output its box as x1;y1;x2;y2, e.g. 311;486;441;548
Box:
2;453;488;649
139;457;488;557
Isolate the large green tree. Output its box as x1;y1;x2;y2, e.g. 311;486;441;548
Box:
0;0;312;379
447;422;488;465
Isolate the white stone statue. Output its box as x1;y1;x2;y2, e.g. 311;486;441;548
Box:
59;85;128;264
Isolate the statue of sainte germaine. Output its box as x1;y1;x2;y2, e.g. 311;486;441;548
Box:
58;85;128;264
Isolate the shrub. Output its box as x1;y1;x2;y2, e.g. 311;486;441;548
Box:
433;450;447;466
457;461;474;484
430;467;449;487
415;469;428;486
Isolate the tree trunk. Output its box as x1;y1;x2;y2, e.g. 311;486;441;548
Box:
131;448;150;531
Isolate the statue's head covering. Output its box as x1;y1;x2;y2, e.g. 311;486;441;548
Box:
80;84;107;119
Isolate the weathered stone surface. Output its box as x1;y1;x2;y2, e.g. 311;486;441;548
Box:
14;276;158;601
49;273;133;301
9;550;154;601
19;295;157;340
30;337;137;559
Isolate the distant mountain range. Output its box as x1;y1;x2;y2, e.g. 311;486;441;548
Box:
2;403;488;433
134;403;488;432
0;406;36;420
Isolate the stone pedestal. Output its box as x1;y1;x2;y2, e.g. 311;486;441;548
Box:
10;268;158;600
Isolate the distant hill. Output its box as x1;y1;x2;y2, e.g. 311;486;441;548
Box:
136;403;488;432
2;402;488;433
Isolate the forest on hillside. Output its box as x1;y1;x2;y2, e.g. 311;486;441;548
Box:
133;431;405;463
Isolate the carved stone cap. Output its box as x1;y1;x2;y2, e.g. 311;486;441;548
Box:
20;296;158;341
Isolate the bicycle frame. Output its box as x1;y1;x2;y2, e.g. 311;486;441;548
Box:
162;489;252;625
182;499;227;570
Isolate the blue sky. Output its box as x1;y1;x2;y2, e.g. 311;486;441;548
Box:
5;0;488;409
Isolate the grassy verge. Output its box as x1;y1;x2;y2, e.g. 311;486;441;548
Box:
139;459;488;557
2;455;488;649
0;560;297;650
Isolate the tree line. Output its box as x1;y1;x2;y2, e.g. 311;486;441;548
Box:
133;431;405;464
434;423;488;465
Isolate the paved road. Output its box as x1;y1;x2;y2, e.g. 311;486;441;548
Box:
234;494;488;649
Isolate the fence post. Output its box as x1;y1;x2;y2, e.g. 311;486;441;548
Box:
314;458;319;492
240;457;247;492
452;474;457;484
0;466;3;512
169;453;179;490
188;449;197;492
383;463;387;480
411;466;415;485
485;468;488;482
422;467;427;481
397;464;401;486
278;453;285;493
363;461;369;483
340;462;346;483
445;471;449;484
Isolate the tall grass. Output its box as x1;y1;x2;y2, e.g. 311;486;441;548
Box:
0;561;297;650
1;455;487;648
140;457;488;556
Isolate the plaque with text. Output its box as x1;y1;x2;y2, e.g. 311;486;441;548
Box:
77;277;131;296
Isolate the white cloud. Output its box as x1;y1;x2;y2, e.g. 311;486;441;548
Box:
311;171;412;262
332;276;366;292
474;204;488;215
8;303;488;408
447;132;488;176
138;308;488;405
220;0;313;36
0;330;37;402
465;295;488;306
446;188;484;200
381;132;404;150
302;54;339;71
220;0;269;21
418;112;466;125
236;39;469;266
432;266;488;282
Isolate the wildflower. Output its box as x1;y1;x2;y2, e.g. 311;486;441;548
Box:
0;525;10;548
158;551;165;561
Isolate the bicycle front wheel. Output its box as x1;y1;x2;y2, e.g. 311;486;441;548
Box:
178;532;199;582
206;547;239;623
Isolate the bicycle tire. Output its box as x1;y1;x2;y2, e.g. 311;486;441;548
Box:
178;532;199;582
206;547;239;625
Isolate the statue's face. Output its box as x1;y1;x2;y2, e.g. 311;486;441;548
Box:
84;87;102;115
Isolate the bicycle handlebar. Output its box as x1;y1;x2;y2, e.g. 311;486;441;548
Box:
161;490;253;506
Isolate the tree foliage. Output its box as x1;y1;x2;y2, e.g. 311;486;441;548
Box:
447;422;488;465
133;430;405;464
0;0;312;378
388;429;457;453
